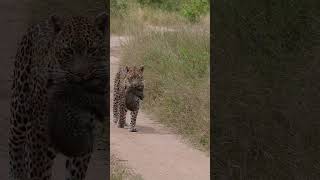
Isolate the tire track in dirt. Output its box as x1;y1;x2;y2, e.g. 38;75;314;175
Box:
110;36;210;180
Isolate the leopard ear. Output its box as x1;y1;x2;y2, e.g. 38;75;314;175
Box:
95;12;108;35
140;65;144;73
49;15;63;34
125;66;130;73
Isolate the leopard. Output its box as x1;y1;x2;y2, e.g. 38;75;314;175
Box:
113;65;144;132
8;12;108;180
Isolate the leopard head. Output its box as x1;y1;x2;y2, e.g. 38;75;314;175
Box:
124;66;144;111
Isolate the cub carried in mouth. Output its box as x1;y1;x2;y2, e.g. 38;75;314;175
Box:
113;65;144;132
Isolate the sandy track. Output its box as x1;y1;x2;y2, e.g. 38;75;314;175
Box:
110;36;210;180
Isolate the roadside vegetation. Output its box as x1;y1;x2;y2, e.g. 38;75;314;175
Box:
111;155;143;180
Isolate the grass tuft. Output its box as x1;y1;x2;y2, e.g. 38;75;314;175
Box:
111;155;143;180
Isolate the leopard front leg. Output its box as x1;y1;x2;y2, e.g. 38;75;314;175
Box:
25;134;56;180
117;97;127;128
65;152;91;180
129;110;139;132
8;106;32;180
8;125;27;180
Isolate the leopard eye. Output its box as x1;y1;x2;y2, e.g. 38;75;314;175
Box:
87;48;97;55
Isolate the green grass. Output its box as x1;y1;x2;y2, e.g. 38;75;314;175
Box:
117;13;210;151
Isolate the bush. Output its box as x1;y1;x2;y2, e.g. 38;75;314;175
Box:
137;0;182;11
110;0;128;17
180;0;209;22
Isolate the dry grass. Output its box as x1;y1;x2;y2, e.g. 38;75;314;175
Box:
134;6;186;27
110;1;143;35
111;155;143;180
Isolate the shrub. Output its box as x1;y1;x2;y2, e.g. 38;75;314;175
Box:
180;0;209;22
137;0;182;12
110;0;128;17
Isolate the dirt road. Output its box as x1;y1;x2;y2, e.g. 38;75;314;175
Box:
0;1;107;179
110;36;210;180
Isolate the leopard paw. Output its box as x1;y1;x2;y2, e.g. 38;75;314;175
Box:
117;123;125;128
128;127;137;132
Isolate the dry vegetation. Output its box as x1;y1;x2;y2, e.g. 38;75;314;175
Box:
111;155;143;180
111;3;186;35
